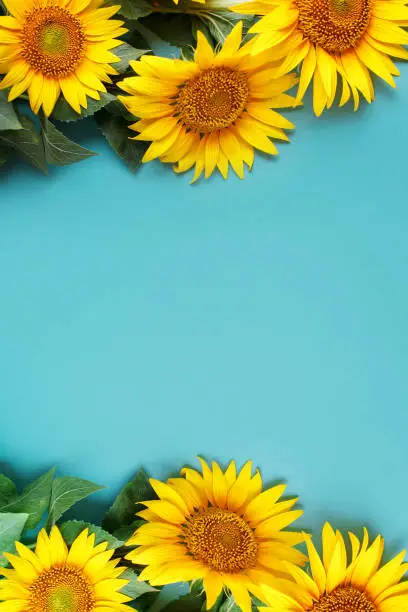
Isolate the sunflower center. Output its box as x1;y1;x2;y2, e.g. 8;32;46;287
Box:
28;565;95;612
295;0;371;53
184;508;258;572
175;67;249;133
21;7;85;77
311;586;376;612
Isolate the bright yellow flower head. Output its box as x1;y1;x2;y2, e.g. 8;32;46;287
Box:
259;522;408;612
126;458;305;612
0;0;127;116
232;0;408;115
118;23;298;182
0;526;132;612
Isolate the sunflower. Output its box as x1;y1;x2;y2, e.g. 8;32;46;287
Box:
232;0;408;114
117;23;298;182
258;522;408;612
125;458;305;612
0;526;132;612
0;0;126;116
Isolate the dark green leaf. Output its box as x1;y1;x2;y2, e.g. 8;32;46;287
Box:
0;469;54;530
0;147;7;167
0;92;22;131
140;13;195;47
40;116;97;166
46;477;104;529
95;111;148;173
161;594;204;612
103;468;154;532
112;520;143;542
120;569;157;598
0;114;47;172
114;43;149;73
59;520;125;549
0;475;17;505
199;12;256;46
105;98;136;122
117;0;152;20
51;93;116;122
0;513;29;567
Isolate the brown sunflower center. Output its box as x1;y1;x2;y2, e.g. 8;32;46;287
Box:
21;7;85;77
175;67;249;133
29;565;95;612
295;0;371;53
183;508;258;572
311;586;376;612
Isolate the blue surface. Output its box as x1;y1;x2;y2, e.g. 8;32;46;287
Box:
1;67;408;556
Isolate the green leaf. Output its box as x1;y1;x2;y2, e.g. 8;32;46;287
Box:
51;93;116;122
0;469;54;531
112;520;143;542
0;147;7;167
40;116;97;166
103;468;154;532
198;12;255;46
95;111;148;173
140;13;195;47
0;92;22;131
0;475;17;505
117;0;152;20
120;569;157;598
0;513;29;567
59;520;125;549
0;114;47;172
105;98;136;122
161;594;204;612
114;43;149;73
46;477;104;529
219;597;241;612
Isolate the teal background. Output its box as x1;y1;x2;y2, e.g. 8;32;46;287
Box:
1;70;408;557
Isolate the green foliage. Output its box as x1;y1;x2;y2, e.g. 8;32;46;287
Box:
120;568;157;598
96;110;148;173
0;513;28;567
0;475;17;505
114;43;150;73
40;116;97;166
103;467;155;532
116;0;152;20
0;114;47;173
59;519;125;549
51;93;117;122
161;594;205;612
45;476;104;529
219;597;242;612
0;469;54;530
0;92;22;131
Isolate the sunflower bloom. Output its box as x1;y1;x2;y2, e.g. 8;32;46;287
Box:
232;0;408;115
126;459;305;612
117;23;298;182
259;522;408;612
0;0;126;116
0;526;132;612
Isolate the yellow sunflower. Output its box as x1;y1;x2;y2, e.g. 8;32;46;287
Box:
232;0;408;114
117;23;298;182
125;458;305;612
0;0;126;116
0;526;132;612
258;522;408;612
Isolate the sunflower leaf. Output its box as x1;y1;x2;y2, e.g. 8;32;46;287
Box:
95;111;148;173
0;475;17;505
0;92;22;131
198;11;255;46
40;116;97;166
219;597;241;612
0;147;7;167
114;43;150;73
116;0;152;20
140;13;195;47
59;520;125;549
46;477;104;529
161;594;204;612
120;569;157;598
51;93;117;122
102;468;154;532
0;468;55;530
0;513;29;567
0;114;47;173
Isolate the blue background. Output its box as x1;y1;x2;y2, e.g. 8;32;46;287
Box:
1;67;408;564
